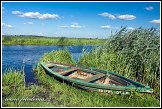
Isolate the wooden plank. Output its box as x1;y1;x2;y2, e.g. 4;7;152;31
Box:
51;62;76;67
110;79;123;86
110;75;131;86
46;64;55;68
83;73;106;82
58;67;80;76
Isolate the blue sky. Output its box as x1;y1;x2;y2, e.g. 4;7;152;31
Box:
2;2;160;38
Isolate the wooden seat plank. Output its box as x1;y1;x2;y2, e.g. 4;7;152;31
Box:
83;73;106;82
58;67;80;76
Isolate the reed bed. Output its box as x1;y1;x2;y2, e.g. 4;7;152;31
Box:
2;36;105;45
2;49;160;107
33;48;159;107
78;27;160;96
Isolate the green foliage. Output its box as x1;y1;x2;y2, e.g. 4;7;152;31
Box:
78;27;160;94
57;37;69;45
2;36;105;45
2;27;160;107
33;49;159;107
2;36;13;42
40;49;76;65
2;69;25;87
2;49;160;107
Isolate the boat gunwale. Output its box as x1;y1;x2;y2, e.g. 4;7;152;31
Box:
40;62;153;93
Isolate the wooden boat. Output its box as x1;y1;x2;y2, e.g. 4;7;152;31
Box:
40;61;153;95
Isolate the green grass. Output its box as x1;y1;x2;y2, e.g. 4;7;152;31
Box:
2;35;105;45
78;27;160;97
2;27;160;107
2;49;160;107
36;49;159;107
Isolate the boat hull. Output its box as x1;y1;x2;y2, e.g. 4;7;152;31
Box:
40;62;153;94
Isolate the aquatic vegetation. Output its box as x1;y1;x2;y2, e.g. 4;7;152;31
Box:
2;49;160;107
34;48;159;107
2;36;105;45
2;27;160;107
78;27;160;96
40;49;76;64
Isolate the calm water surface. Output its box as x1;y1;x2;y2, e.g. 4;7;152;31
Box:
2;45;95;84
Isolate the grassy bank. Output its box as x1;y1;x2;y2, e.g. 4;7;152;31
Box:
2;36;105;45
2;27;160;107
2;50;160;107
2;69;53;107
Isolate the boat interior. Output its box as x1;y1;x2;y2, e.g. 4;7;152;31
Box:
47;63;133;86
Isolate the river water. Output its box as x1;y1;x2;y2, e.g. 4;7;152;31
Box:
2;45;95;83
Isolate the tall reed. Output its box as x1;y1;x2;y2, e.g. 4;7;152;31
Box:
78;27;160;93
34;49;159;107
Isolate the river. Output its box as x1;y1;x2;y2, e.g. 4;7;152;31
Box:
2;45;95;84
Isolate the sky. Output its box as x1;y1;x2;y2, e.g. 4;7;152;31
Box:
2;1;161;38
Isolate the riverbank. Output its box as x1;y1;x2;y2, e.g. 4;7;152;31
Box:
2;27;160;107
2;50;160;107
2;36;105;45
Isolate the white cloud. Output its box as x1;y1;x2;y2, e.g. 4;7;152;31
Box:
70;22;83;28
12;11;23;14
98;12;116;19
117;14;136;20
53;33;57;35
100;25;119;29
2;23;13;28
7;25;13;28
70;25;82;28
12;11;60;20
99;12;136;21
149;19;160;24
145;6;154;11
100;25;111;29
28;22;34;24
23;22;34;25
38;32;43;35
127;27;134;30
60;22;84;28
19;12;59;19
2;23;5;26
2;7;5;14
